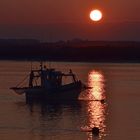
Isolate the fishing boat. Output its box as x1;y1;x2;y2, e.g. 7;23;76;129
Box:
10;62;86;100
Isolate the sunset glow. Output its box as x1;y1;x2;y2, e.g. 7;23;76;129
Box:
90;9;102;21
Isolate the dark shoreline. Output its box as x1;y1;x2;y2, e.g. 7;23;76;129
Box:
0;58;140;63
0;39;140;63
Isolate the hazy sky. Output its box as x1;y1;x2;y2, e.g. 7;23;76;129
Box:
0;0;140;41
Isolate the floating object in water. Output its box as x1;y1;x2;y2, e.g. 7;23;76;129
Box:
94;99;105;104
92;127;100;136
101;99;105;104
81;126;100;136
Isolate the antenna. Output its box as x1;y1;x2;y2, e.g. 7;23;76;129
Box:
30;61;33;70
40;61;43;70
48;61;51;68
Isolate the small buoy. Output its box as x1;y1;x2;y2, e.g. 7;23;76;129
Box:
92;127;100;136
101;99;105;104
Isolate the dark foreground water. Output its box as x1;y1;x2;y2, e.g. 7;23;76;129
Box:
0;61;140;140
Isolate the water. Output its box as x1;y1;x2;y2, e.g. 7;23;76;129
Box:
0;61;140;140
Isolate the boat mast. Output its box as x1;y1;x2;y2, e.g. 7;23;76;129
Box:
40;61;45;87
40;61;43;71
30;61;33;70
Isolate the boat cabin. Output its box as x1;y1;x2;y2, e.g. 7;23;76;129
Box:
29;65;77;89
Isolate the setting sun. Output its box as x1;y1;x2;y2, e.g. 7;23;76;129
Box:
90;9;102;22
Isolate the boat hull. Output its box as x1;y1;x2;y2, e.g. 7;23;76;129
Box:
11;82;83;100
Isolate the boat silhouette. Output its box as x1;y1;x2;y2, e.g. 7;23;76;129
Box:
10;62;86;100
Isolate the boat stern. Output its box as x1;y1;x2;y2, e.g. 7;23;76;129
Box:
10;87;25;95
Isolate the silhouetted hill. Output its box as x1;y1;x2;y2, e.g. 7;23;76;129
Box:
0;39;140;62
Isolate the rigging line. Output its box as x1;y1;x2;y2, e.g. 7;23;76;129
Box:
16;74;29;87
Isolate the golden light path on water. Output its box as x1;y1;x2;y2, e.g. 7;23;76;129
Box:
88;70;105;100
81;70;107;139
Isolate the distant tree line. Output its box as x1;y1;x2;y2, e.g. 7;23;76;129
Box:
0;39;140;62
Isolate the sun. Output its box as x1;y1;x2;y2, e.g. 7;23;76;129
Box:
90;9;102;22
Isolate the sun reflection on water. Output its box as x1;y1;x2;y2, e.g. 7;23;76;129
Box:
88;70;105;101
86;101;107;139
81;70;107;139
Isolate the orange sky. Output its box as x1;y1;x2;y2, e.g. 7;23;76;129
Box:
0;0;140;41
